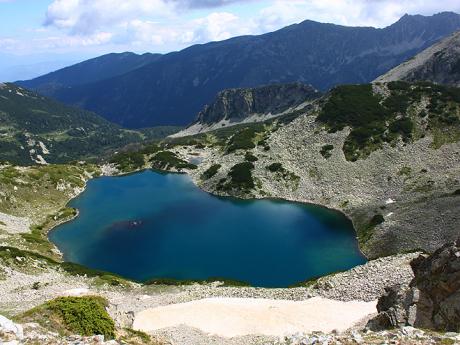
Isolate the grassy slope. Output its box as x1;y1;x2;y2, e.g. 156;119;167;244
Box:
0;163;100;258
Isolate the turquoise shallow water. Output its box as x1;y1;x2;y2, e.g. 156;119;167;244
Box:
49;170;366;287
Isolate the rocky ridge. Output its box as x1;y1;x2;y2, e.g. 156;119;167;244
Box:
375;30;460;86
172;83;319;137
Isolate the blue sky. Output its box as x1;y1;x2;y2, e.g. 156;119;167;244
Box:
1;0;460;80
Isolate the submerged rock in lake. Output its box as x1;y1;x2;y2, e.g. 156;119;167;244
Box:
108;220;144;230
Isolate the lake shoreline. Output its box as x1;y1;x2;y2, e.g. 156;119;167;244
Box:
48;167;366;288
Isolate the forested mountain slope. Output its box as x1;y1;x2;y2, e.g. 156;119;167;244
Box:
0;83;174;165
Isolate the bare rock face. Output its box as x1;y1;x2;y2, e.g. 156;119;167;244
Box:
195;83;319;125
368;238;460;332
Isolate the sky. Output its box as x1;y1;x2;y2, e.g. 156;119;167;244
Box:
1;0;460;80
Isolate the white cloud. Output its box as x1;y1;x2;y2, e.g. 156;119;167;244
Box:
10;0;460;54
166;0;257;9
257;0;460;30
0;38;19;50
44;0;174;35
118;11;255;49
187;12;255;42
36;32;113;49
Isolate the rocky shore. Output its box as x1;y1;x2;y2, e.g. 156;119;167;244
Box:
0;246;424;344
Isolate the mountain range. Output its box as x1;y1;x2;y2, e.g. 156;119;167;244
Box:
18;12;460;128
376;30;460;86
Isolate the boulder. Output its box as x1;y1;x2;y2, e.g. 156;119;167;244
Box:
367;238;460;332
0;315;24;341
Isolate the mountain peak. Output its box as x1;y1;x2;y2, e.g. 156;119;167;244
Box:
17;12;460;127
375;29;460;86
392;11;460;26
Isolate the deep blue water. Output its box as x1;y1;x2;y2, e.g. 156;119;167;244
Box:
49;170;366;287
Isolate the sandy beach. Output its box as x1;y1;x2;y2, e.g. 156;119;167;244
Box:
133;297;377;338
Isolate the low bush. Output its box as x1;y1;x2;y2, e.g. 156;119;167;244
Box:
244;152;258;162
266;163;283;172
228;162;255;189
110;151;145;172
20;296;115;339
317;84;388;131
369;214;385;228
389;117;414;140
384;93;410;114
320;144;334;158
217;162;255;191
150;151;197;171
201;164;221;180
227;128;257;153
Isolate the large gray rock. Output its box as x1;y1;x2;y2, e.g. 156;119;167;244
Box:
368;238;460;332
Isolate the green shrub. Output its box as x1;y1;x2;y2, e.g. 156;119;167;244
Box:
145;277;250;287
20;296;115;339
314;82;460;160
229;162;255;189
150;151;197;171
266;163;283;172
110;151;145;172
201;164;221;180
244;152;258;162
357;214;385;245
320;144;334;158
227;128;257;153
48;297;114;338
265;162;300;189
369;214;385;228
387;81;411;91
389;117;414;140
217;162;255;191
398;166;412;177
317;84;387;131
384;93;410;114
140;143;161;155
122;328;151;343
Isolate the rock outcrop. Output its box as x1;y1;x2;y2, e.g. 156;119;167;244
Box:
171;83;319;137
368;238;460;332
195;83;319;125
375;31;460;87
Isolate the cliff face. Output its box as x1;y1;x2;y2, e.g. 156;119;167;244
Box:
196;83;319;125
171;83;320;137
375;31;460;87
